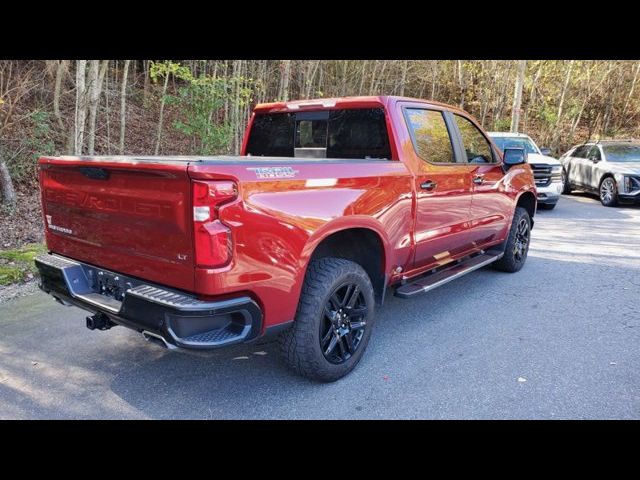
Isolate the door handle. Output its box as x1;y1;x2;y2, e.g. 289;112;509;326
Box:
473;175;485;185
421;180;437;191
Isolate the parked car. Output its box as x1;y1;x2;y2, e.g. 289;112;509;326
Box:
559;140;640;206
488;132;563;210
35;96;537;382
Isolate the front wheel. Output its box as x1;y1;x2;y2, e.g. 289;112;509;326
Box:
493;207;532;273
600;177;618;207
279;257;375;382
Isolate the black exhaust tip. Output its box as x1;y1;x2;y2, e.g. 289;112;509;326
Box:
86;313;114;331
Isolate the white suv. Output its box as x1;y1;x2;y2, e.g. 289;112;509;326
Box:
559;140;640;207
488;132;563;210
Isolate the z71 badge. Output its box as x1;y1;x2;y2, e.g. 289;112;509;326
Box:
247;166;298;179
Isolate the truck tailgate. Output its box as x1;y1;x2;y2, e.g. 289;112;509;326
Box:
39;156;196;292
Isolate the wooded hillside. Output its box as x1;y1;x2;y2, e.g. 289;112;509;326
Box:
1;59;639;221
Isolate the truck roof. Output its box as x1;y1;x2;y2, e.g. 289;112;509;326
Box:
253;95;466;114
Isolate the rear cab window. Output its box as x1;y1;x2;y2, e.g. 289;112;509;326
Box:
245;108;392;159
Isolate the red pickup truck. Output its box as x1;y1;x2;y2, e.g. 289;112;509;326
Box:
35;96;536;381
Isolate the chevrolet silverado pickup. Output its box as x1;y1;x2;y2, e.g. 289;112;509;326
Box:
35;96;537;382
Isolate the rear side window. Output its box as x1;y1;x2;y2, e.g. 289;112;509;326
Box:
404;108;455;163
453;114;495;164
245;108;391;159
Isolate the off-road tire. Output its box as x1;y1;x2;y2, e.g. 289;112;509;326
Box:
279;257;375;382
493;207;531;273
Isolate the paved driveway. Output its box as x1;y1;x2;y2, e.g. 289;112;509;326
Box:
1;193;639;419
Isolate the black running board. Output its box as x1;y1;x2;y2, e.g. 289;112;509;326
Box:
394;251;504;299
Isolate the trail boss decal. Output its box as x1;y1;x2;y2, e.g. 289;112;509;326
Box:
247;166;299;179
46;215;73;235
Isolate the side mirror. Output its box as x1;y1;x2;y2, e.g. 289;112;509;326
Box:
503;147;527;168
540;147;552;156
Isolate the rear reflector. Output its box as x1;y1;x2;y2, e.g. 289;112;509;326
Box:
192;180;237;268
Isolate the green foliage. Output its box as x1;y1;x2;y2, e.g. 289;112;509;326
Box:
493;118;511;131
538;104;558;126
6;109;56;183
0;243;45;286
167;77;233;154
154;62;255;155
0;265;23;286
149;60;192;83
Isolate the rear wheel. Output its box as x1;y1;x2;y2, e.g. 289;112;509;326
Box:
279;257;375;382
493;207;531;273
599;176;618;207
538;202;557;210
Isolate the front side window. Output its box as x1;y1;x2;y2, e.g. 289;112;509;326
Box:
572;145;590;159
454;115;494;164
245;108;391;159
404;108;455;163
587;146;601;161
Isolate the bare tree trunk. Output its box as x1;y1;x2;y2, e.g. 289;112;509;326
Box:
74;60;88;155
304;60;320;98
368;61;379;95
119;60;131;154
154;71;170;155
358;61;367;95
510;60;527;132
278;60;291;101
87;60;108;155
457;60;465;108
0;154;16;207
340;61;348;95
399;60;408;96
143;60;150;105
53;60;67;130
431;62;438;99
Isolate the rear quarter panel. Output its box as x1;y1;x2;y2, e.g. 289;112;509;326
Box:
188;160;413;329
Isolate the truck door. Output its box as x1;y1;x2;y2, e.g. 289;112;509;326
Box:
450;113;510;247
401;106;476;269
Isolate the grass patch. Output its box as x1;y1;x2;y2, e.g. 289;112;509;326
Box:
0;243;46;286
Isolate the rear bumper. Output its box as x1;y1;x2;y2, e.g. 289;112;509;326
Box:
35;253;263;350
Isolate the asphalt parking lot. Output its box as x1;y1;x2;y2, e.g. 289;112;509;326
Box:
1;193;639;419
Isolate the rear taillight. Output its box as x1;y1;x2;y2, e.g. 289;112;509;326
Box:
192;180;238;268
